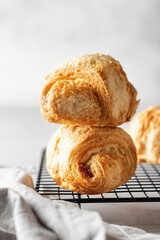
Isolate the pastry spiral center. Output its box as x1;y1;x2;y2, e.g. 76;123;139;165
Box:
78;163;93;178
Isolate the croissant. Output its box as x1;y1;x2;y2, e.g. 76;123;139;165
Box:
40;53;139;126
46;125;137;194
126;106;160;164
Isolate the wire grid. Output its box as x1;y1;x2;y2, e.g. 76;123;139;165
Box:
35;150;160;205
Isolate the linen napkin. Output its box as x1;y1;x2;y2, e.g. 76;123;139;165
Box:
0;167;159;240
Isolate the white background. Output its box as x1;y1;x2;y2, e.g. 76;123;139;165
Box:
0;0;160;167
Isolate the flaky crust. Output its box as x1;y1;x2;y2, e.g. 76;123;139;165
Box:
126;106;160;164
46;125;137;194
40;53;139;126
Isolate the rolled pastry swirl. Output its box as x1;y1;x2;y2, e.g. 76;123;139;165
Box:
126;106;160;164
46;125;137;194
40;53;139;126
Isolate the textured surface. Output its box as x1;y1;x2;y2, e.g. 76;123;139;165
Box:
40;54;139;126
46;125;137;194
126;106;160;164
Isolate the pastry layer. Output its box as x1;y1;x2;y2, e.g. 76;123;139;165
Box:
126;105;160;164
46;125;137;194
40;53;139;126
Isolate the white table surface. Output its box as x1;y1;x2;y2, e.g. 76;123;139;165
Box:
1;107;160;234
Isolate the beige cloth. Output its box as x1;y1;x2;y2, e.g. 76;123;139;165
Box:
0;168;159;240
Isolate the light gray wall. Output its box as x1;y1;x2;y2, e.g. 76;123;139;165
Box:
0;0;160;110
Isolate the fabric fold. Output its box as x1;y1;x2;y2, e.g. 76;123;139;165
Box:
0;167;159;240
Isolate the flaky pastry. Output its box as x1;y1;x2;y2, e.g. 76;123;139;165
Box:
126;106;160;164
46;125;137;194
40;54;139;126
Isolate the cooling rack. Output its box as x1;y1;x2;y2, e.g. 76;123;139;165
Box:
35;150;160;207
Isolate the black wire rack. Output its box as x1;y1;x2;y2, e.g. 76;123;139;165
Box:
35;150;160;207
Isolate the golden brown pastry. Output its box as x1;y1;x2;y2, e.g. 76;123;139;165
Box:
126;106;160;164
46;125;137;194
40;53;139;126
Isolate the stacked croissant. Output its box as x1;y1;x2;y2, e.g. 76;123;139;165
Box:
40;53;139;194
